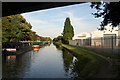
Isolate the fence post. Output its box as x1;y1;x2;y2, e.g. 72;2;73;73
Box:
101;37;102;48
111;36;114;54
90;37;91;46
111;36;113;49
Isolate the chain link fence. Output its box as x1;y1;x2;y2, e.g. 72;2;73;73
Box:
69;36;120;54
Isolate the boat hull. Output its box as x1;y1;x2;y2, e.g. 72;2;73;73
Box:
2;48;17;55
32;45;40;48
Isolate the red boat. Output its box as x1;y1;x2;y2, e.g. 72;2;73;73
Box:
32;42;40;48
32;45;40;48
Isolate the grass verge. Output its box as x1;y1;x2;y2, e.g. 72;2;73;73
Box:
81;47;120;59
62;44;108;79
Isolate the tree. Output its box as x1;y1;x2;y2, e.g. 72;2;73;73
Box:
62;17;74;43
53;36;63;42
2;14;33;42
2;14;52;42
91;2;120;27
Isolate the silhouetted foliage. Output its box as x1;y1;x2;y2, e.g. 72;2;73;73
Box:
91;2;120;27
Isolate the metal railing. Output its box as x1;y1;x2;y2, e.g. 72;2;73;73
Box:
69;36;120;54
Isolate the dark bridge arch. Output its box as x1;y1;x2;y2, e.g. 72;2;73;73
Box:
2;2;83;17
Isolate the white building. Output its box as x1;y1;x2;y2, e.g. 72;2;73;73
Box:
72;32;91;40
70;32;91;46
91;25;120;46
69;25;120;47
119;28;120;37
118;28;120;46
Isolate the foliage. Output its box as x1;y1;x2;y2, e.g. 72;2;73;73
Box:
31;31;52;41
62;17;74;44
2;14;33;42
53;36;63;46
2;14;52;42
53;36;63;42
91;2;120;27
53;17;74;45
62;49;73;73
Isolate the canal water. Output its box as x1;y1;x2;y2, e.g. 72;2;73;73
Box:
2;43;77;79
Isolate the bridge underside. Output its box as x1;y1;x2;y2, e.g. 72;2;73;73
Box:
2;2;83;17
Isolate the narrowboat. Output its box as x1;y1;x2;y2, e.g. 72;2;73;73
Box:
32;42;40;48
2;42;22;54
2;48;17;52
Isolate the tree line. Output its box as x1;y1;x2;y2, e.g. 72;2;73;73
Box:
2;14;51;42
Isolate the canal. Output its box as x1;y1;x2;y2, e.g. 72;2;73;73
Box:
2;43;119;79
2;43;77;79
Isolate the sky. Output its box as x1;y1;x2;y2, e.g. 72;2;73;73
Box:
21;2;103;39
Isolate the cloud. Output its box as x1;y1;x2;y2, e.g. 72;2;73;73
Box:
60;11;87;34
32;24;62;39
60;11;102;35
21;13;49;25
31;20;49;24
21;6;102;39
21;13;62;39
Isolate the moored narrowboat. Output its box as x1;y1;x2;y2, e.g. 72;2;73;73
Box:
32;42;40;48
3;48;17;52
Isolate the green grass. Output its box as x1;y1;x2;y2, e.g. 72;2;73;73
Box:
62;44;107;78
80;47;120;59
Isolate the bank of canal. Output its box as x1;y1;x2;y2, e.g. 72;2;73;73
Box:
62;44;120;79
2;43;120;79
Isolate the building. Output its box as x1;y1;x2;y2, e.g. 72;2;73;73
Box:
69;32;91;46
72;32;91;40
91;25;120;47
90;29;103;46
69;25;120;47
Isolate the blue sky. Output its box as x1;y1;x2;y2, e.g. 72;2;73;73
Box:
21;2;103;39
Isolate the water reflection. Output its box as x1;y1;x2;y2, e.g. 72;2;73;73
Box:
33;47;40;51
61;48;96;79
62;49;78;78
2;44;84;79
2;51;32;78
53;43;62;50
6;55;16;67
3;43;118;79
3;43;70;78
56;45;119;79
72;57;78;63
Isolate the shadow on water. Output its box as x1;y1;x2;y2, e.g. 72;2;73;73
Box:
53;43;62;50
62;49;77;78
2;52;32;78
61;48;91;79
54;44;120;80
54;44;90;79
